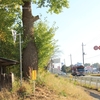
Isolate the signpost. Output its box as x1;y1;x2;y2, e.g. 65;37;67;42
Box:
32;70;37;97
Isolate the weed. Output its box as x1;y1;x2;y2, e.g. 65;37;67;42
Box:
17;86;27;99
59;90;67;97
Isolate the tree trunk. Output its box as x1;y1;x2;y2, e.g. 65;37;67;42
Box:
22;1;39;78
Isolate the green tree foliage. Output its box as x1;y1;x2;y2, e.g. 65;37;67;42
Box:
92;63;100;70
84;63;91;67
0;0;23;76
34;19;58;69
0;0;22;59
32;0;69;14
0;0;69;78
0;0;22;32
61;64;67;73
66;66;71;73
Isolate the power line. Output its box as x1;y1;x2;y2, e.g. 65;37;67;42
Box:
85;54;100;60
85;34;100;45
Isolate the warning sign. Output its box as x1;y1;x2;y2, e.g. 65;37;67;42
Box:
94;46;100;50
32;70;37;80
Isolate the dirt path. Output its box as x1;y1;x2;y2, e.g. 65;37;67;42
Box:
82;87;100;100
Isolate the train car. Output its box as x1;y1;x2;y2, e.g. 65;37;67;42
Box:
71;62;85;76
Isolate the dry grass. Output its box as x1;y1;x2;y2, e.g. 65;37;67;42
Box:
0;78;33;100
0;71;95;100
91;74;100;76
37;71;94;100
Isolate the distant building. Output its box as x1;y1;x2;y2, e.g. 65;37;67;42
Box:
84;66;93;73
85;66;98;73
49;58;63;74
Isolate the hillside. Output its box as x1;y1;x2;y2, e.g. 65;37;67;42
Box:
0;71;96;100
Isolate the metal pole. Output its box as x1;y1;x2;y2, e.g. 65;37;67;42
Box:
64;59;65;65
82;43;85;65
11;30;22;86
19;34;22;86
70;54;72;67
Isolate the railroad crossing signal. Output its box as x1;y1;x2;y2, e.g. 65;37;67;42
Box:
93;46;100;50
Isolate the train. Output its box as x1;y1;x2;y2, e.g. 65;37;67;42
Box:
71;62;85;76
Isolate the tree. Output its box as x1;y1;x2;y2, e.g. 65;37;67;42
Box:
84;63;91;67
22;0;69;78
0;0;22;33
0;0;22;59
61;64;67;73
0;0;69;78
92;63;100;71
34;19;58;69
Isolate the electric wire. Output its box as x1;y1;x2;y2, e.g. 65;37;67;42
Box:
85;54;100;60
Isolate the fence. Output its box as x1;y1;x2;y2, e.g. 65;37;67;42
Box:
69;76;100;89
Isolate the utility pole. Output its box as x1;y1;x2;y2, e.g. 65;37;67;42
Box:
12;30;22;86
19;33;22;86
70;54;72;67
64;59;65;65
82;43;85;65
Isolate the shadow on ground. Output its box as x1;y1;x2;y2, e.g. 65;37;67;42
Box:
85;89;100;100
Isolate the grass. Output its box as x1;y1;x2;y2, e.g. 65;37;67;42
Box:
0;71;94;100
36;71;94;100
71;74;100;92
91;74;100;76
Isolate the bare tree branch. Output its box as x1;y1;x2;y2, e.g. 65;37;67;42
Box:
33;15;39;22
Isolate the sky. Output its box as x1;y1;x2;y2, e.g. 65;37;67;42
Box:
32;0;100;66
